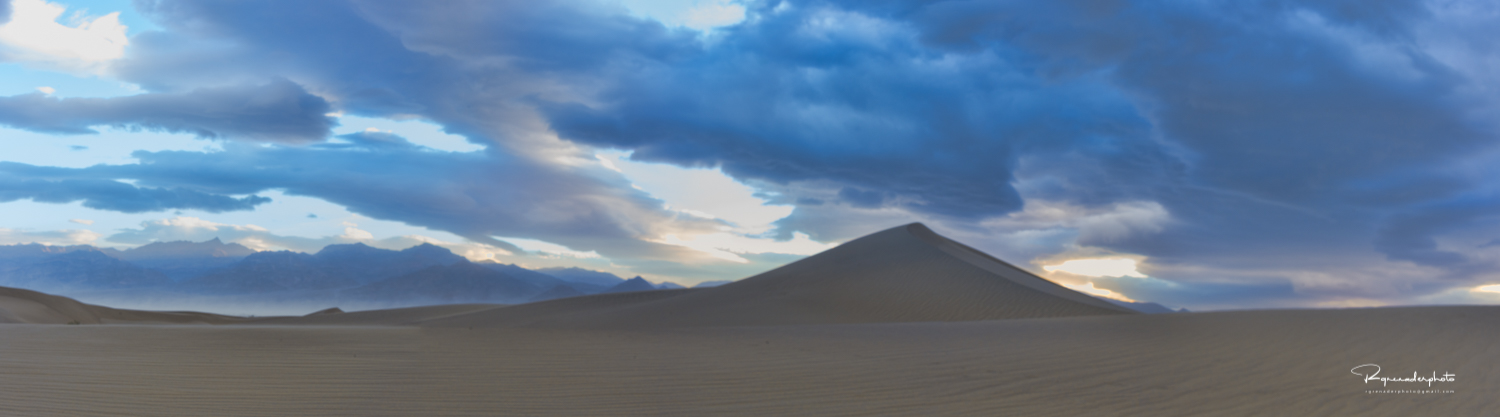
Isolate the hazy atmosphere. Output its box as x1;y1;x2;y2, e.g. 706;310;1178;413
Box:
2;1;1495;415
2;0;1499;311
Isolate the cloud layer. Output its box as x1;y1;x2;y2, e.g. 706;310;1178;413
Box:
0;0;1497;307
0;163;269;212
0;79;333;142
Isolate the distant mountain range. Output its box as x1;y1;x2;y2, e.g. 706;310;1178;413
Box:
1104;299;1190;314
0;240;679;308
0;238;1179;314
116;238;256;281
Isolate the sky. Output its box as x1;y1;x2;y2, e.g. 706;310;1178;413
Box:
0;0;1498;310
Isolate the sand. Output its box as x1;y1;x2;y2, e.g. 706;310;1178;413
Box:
1;307;1495;416
1;223;1495;415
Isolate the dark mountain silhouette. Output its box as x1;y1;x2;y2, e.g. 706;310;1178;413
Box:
314;242;467;285
181;251;354;293
343;261;544;304
117;238;255;260
0;237;1184;317
0;241;687;306
0;249;171;290
475;261;570;289
602;277;658;294
0;243;116;260
656;282;685;289
0;244;106;289
560;282;610;294
116;238;254;281
179;242;471;293
536;267;626;287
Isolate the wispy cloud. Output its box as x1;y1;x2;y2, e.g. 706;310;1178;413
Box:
0;227;99;246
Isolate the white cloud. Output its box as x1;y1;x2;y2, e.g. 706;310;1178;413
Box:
1410;282;1500;306
615;0;746;31
0;227;100;245
109;216;269;244
339;222;375;240
653;231;832;263
106;216;517;260
495;236;602;259
596;154;622;172
67;218;93;225
0;0;129;71
683;1;746;30
597;151;793;233
36;86;55;94
1060;281;1136;302
982;200;1170;244
590;151;843;263
1038;255;1152;303
1044;258;1148;278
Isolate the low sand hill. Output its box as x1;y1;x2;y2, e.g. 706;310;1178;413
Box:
426;223;1134;329
0;286;247;325
248;304;500;326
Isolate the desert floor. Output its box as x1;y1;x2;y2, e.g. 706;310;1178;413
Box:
2;305;1494;416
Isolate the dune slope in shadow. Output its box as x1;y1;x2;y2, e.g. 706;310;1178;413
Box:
0;286;247;325
426;223;1135;329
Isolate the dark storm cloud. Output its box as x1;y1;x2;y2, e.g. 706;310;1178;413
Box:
114;0;698;140
0;79;334;143
538;0;1500;305
539;14;1152;219
0;0;1493;305
147;1;1500;293
83;0;736;262
0;165;269;213
781;0;1496;299
1374;196;1500;268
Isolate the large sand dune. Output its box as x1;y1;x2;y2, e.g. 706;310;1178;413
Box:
427;223;1134;329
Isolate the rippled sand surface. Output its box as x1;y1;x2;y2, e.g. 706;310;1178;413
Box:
2;306;1495;416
